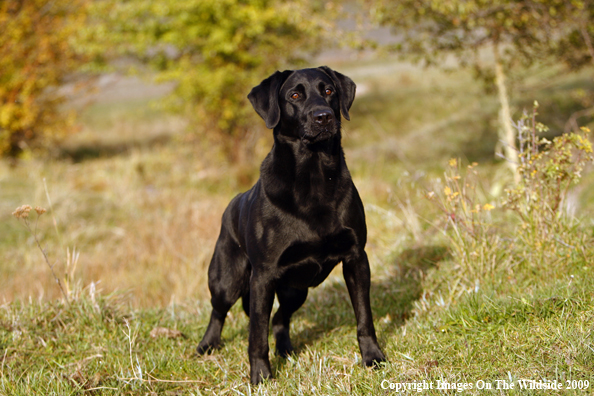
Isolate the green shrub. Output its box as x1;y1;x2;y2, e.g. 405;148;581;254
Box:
80;0;331;158
427;103;593;291
505;103;593;264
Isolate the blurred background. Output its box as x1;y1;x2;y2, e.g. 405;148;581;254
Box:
2;0;594;306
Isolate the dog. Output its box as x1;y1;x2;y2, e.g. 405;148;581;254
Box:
197;66;386;384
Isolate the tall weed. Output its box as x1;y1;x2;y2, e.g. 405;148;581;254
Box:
426;103;593;292
426;159;505;286
505;103;593;268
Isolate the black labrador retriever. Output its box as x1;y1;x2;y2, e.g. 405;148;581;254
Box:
197;66;386;384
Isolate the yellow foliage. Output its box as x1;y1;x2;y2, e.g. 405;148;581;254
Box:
0;0;90;156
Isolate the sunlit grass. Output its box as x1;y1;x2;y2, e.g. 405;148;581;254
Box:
1;246;592;394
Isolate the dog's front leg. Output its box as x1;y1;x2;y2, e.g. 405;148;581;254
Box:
343;251;386;367
248;271;276;384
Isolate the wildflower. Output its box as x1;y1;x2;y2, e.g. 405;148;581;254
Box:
482;203;495;211
448;158;457;167
444;186;452;196
12;205;32;219
35;206;47;215
577;134;593;153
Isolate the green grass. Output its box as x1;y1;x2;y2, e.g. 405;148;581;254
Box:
2;55;594;394
1;247;592;394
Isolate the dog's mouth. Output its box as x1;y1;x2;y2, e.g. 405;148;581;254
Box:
301;124;337;144
301;129;334;143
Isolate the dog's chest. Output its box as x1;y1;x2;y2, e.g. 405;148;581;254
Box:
262;142;347;211
276;228;356;289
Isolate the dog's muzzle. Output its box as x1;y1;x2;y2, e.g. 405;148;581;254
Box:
303;109;337;143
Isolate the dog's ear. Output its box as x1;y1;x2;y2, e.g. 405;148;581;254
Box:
248;70;293;129
318;66;356;121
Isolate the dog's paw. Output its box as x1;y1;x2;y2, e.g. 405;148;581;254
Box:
196;340;219;355
276;343;294;358
361;341;387;368
250;359;273;385
274;329;294;358
364;351;387;368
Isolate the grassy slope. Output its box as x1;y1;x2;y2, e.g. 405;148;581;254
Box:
1;57;594;394
1;247;592;394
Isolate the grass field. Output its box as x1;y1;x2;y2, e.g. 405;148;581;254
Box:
1;56;594;394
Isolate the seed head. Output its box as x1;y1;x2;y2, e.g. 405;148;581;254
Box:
35;206;47;215
12;205;32;219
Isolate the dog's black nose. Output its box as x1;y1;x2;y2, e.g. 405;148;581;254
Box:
313;110;333;126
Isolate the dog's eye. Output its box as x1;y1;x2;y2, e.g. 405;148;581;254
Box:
325;88;333;95
291;93;300;100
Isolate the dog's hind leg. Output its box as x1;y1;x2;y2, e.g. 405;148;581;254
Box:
197;233;249;354
272;287;308;357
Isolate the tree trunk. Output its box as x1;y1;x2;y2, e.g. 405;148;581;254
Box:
493;42;519;183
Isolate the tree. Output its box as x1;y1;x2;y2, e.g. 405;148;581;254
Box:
551;0;594;69
365;0;578;180
81;0;331;160
546;1;594;132
0;0;90;156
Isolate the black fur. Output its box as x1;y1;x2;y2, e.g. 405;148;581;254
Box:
197;66;386;384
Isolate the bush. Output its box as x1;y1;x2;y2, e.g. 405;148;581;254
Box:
427;103;593;291
81;0;332;159
0;0;90;156
505;103;593;265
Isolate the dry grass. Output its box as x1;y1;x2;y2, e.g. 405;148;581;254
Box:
1;138;241;305
1;141;413;307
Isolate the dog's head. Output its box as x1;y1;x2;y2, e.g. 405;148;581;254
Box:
248;66;356;145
